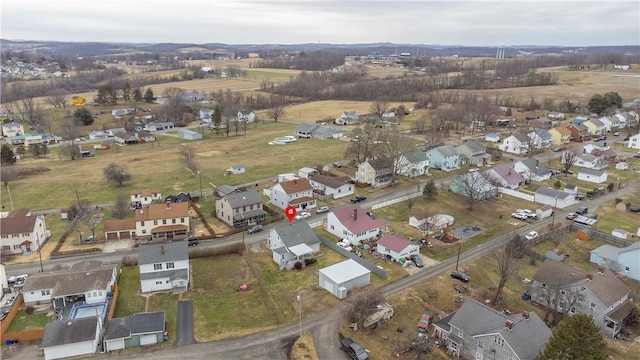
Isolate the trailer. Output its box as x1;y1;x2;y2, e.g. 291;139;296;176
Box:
573;215;597;226
363;303;394;328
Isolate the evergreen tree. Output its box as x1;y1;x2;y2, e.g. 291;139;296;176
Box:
122;81;131;103
538;314;606;360
73;107;94;125
423;179;437;201
133;88;143;103
0;143;17;165
144;88;155;103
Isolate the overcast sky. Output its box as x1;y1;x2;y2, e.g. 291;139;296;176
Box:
2;0;639;46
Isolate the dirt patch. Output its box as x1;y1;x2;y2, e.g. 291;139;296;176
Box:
227;269;247;281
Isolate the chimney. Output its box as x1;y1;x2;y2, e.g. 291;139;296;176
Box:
597;267;605;274
583;148;586;155
353;208;358;221
508;168;511;175
293;179;298;186
523;311;530;320
160;245;165;254
166;202;171;210
505;320;513;330
536;159;539;167
586;274;593;281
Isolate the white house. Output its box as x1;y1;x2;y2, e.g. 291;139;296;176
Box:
268;221;321;270
513;158;552;182
499;134;531;154
226;165;246;175
2;121;24;137
138;240;189;293
396;150;430;178
484;133;500;143
318;259;371;299
42;317;101;360
135;202;190;242
577;168;608;184
334;111;359;125
237;109;255;123
325;205;388;245
0;209;49;255
527;129;553;150
130;189;162;209
199;109;215;123
307;174;354;199
269;178;316;211
628;133;640;150
574;152;609;170
534;187;575;209
375;234;419;262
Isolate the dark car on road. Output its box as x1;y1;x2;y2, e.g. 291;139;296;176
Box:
351;196;367;204
575;206;588;215
410;254;424;268
574;194;585;200
187;239;199;246
451;270;470;282
628;207;640;213
247;225;263;234
341;337;369;360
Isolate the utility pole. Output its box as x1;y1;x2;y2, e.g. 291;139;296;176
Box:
296;293;302;338
37;232;43;272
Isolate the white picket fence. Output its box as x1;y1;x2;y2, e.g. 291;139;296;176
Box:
371;192;421;210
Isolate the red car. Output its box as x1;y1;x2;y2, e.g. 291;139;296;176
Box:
417;310;433;332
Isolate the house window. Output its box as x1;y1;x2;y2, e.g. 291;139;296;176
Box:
13;245;21;249
570;306;576;314
166;262;175;269
154;220;158;225
1;245;9;250
155;281;162;285
41;290;50;296
141;221;145;226
154;263;162;270
590;302;596;312
93;292;98;297
476;340;484;350
172;219;176;224
181;218;185;223
494;336;504;346
162;219;167;225
475;352;484;360
625;267;630;272
142;230;147;234
458;330;463;337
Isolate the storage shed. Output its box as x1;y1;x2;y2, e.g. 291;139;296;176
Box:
178;128;203;140
319;259;370;299
41;317;100;360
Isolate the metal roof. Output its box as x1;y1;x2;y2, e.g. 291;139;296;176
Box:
319;259;370;284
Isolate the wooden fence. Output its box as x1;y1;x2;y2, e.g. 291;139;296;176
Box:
0;293;23;336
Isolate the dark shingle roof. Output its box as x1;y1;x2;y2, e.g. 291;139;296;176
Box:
42;317;98;348
272;221;320;248
131;312;165;335
138;240;188;266
225;189;262;208
104;316;133;340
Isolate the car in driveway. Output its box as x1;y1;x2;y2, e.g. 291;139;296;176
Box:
410;254;424;268
518;209;537;219
341;337;369;360
351;196;367;203
295;211;311;220
316;206;330;214
187;239;199;246
575;194;585;200
511;212;528;221
337;239;353;251
524;231;539;241
566;212;578;220
247;225;263;234
451;270;470;282
417;310;433;332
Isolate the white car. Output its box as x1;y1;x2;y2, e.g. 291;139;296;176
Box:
511;212;528;221
294;211;311;220
524;231;539;241
337;239;352;251
519;209;537;219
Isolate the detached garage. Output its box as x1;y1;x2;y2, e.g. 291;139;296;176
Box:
104;312;166;352
104;219;136;241
319;259;371;299
41;317;100;360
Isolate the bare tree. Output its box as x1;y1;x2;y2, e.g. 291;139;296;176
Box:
265;94;287;122
0;165;18;187
112;194;129;219
103;163;132;186
161;87;188;123
491;234;523;304
413;114;428;134
376;127;415;182
180;143;200;174
344;125;381;164
58;112;81;160
451;172;494;210
369;100;388;123
342;288;385;328
45;91;68;109
560;151;578;176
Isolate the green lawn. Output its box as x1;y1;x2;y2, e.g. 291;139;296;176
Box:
4;309;50;332
113;267;145;318
148;293;179;345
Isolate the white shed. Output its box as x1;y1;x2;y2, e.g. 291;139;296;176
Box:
41;317;100;360
612;229;628;240
319;259;370;299
577;168;608;184
226;165;246;175
534;187;575;209
178;128;203;140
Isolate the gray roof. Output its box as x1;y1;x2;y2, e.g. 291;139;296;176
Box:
22;263;115;297
296;123;318;133
447;299;551;360
104;316;133;341
433;145;458;157
520;158;552;177
578;168;604;176
590;244;620;262
273;221;320;248
309;174;349;189
367;157;393;171
513;133;531;143
225;189;262;208
42;317;99;348
140;268;188;281
319;259;370;284
131;312;165;335
458;140;486;153
216;185;236;195
138;240;188;266
534;187;573;200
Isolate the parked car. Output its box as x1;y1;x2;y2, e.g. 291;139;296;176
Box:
576;206;588;215
410;254;424;268
511;212;528;221
247;225;263;234
518;209;537;219
295;211;311;220
575;194;585;200
316;206;330;214
524;231;539;241
187;239;199;247
417;310;433;332
341;337;369;360
337;239;353;251
451;270;470;282
351;196;367;203
0;312;8;322
468;168;479;173
332;162;342;168
628;207;640;213
613;131;620;136
8;274;28;285
566;212;578;220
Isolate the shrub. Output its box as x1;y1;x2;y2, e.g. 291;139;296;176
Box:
25;306;35;315
294;261;303;270
304;258;317;266
607;183;614;192
554;180;562;188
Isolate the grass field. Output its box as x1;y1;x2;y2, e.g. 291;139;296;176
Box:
4;309;50;333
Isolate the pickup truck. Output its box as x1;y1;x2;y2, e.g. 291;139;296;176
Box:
341;337;369;360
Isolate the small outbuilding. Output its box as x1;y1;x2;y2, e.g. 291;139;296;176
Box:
376;234;419;262
319;259;370;299
41;317;100;360
178;128;203;140
103;312;166;352
226;165;245;175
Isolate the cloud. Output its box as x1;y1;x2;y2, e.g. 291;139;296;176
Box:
1;0;638;46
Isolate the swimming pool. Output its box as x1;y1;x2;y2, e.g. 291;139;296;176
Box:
69;303;107;321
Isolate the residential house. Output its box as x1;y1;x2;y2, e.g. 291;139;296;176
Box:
573;116;588;125
598;116;621;133
498;134;531;155
628;133;640;150
527;260;635;338
408;213;455;233
484;163;526;189
527;117;552;130
425;145;460;171
308;174;354;200
199;109;215;123
298;167;319;179
164;192;191;203
214;187;264;228
590;242;640;282
138;240;189;293
548;127;572;146
135;202;190;241
181;92;205;102
177;128;202;140
534;187;574;209
326;204;388;245
130;189;162;209
88;130;110;140
457;140;491;166
0;209;48;255
237;109;255;123
144;122;173;132
103;312;166;352
334;110;359;125
41;317;101;360
577;168;608;184
111;108;137;116
485;133;500;143
294;123;343;139
2;121;24;137
269;178;316;211
433;299;551;360
548;111;565;120
356;157;394;187
396;150;430;178
527;129;553;150
583;118;606;137
573;150;608;170
22;260;116;307
104;219;137;240
376;234;419;262
114;132;140;145
77;144;95;157
566;123;590;141
24;134;44;146
319;259;370;299
268;221;321;270
514;158;552;182
449;172;497;201
615;111;639;129
226;165;245;175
